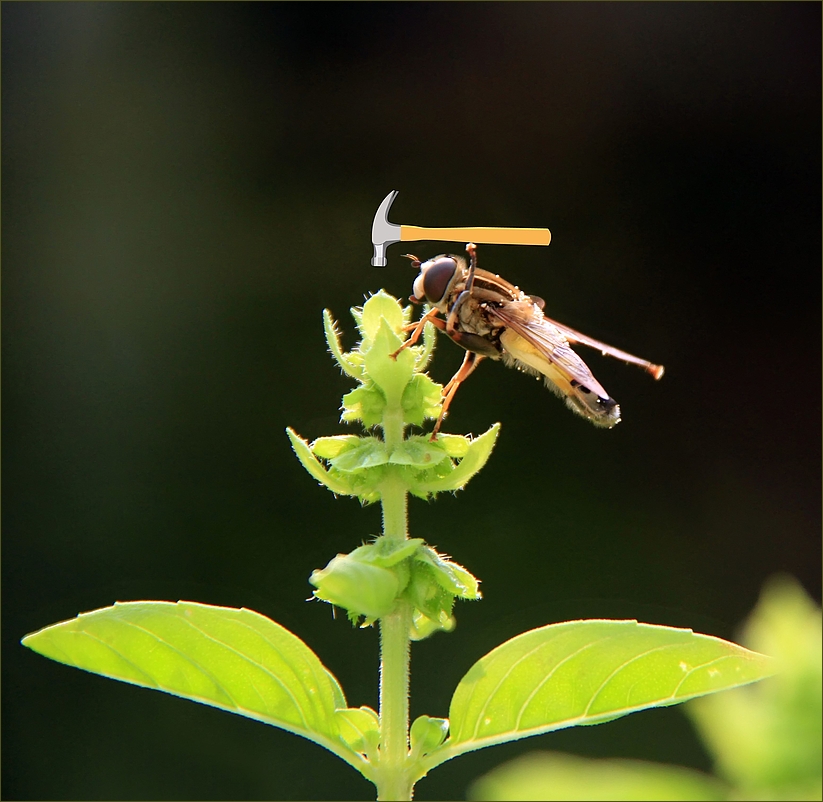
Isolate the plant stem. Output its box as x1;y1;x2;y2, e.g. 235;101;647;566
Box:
380;468;408;543
376;406;413;799
377;601;413;800
382;405;405;454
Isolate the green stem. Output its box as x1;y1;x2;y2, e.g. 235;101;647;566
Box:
376;601;413;800
380;468;408;543
382;405;405;454
376;408;413;799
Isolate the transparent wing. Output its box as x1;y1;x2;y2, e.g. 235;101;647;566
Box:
541;314;664;379
488;301;621;427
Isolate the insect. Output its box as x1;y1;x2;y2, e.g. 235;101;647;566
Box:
396;243;664;438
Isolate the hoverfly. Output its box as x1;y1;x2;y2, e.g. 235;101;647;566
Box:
396;243;664;438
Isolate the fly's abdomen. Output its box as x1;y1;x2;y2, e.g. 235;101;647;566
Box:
499;329;622;427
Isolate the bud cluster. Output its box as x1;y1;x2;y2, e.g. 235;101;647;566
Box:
310;537;480;639
288;291;497;637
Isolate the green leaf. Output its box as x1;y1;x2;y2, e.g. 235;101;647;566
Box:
286;428;358;496
401;373;443;426
410;715;449;759
468;751;727;801
432;433;471;458
21;601;369;773
413;311;437;372
415;547;481;600
427;619;775;766
686;575;822;799
323;309;362;379
413;423;500;494
363;319;415;406
328;438;390;472
310;435;363;460
335;706;380;760
358;537;425;568
357;291;406;345
389;437;451;468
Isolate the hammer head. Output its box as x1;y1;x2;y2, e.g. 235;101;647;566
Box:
371;190;402;267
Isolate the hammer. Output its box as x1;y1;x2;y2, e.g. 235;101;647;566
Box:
371;190;552;266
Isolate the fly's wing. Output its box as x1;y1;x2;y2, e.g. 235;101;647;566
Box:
542;316;664;379
488;300;621;427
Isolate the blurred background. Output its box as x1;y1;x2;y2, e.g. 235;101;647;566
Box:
3;3;820;800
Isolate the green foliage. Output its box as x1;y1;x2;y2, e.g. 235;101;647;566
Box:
309;537;481;636
687;575;822;800
21;601;370;776
469;752;726;801
288;425;500;504
324;291;440;427
410;716;450;759
336;706;381;762
289;291;499;504
468;577;822;801
21;289;786;801
422;619;774;771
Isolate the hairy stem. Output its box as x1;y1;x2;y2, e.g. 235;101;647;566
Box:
376;600;413;800
376;412;413;798
382;405;405;454
380;467;408;543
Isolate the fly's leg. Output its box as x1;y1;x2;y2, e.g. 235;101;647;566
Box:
465;242;479;286
445;242;480;336
389;252;436;360
431;349;484;440
390;306;444;359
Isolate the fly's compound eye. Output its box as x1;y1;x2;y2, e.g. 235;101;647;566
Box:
414;256;458;305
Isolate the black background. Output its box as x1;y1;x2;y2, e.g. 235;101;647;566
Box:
3;3;820;800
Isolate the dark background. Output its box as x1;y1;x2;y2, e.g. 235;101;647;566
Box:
3;3;820;800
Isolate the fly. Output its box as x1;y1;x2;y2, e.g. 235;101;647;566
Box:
395;243;664;438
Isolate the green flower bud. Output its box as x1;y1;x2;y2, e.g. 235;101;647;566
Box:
410;606;457;641
410;715;449;758
341;384;386;427
364;320;415;407
335;706;380;759
356;291;407;347
416;546;481;600
309;537;431;624
310;553;400;620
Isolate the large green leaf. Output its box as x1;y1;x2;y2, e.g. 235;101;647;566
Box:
22;601;367;772
426;619;775;767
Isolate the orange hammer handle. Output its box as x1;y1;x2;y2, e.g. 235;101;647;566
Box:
400;225;551;247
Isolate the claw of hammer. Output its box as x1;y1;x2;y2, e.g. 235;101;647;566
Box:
370;190;551;267
371;191;402;267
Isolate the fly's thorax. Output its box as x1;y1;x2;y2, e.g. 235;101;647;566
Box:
455;297;504;343
469;269;525;303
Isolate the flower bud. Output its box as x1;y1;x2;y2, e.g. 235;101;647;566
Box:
310;553;399;620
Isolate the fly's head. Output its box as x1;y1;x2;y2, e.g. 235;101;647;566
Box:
405;253;468;313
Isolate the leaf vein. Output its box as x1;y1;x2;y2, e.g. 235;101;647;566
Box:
230;612;337;719
469;640;546;740
583;641;680;716
173;615;306;726
74;630;162;687
670;654;734;697
112;618;243;711
514;637;607;730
